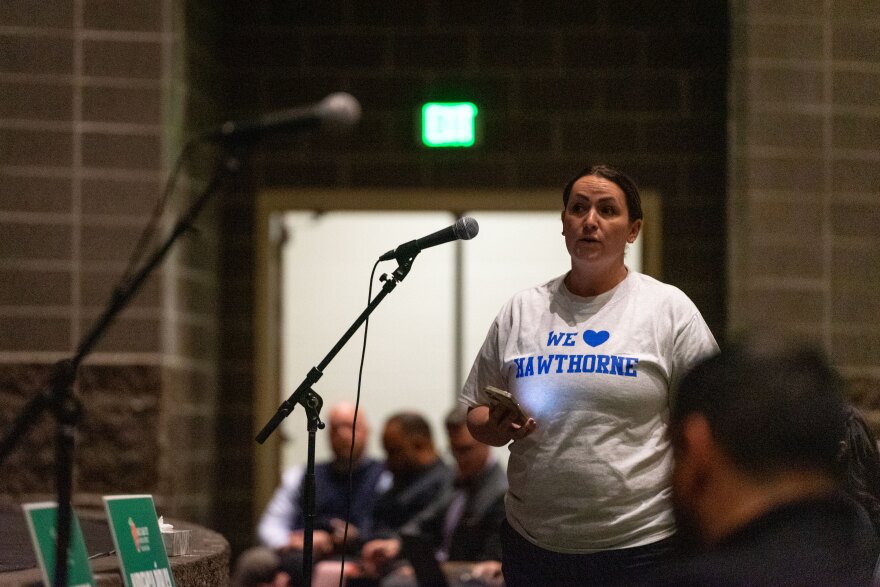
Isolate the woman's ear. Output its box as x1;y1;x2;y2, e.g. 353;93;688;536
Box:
627;219;643;243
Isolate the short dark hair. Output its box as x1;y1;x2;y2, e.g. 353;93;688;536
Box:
562;164;643;222
671;339;848;480
841;405;880;533
387;411;433;442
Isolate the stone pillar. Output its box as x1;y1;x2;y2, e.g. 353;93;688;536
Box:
0;2;221;523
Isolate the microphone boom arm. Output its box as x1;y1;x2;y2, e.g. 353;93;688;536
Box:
255;255;416;444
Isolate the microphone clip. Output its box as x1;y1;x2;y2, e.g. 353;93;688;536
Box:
378;239;420;262
380;254;416;285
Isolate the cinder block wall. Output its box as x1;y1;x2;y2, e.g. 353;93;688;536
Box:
727;1;880;416
0;1;223;523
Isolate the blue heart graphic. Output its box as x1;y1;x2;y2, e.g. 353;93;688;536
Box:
583;330;610;347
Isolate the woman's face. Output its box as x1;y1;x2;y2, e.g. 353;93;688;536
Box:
561;174;641;269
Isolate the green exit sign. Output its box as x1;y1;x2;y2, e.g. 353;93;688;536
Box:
421;102;478;147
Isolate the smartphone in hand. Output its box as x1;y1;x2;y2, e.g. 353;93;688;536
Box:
484;385;530;424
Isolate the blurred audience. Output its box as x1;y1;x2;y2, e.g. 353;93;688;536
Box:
360;406;506;585
312;411;453;587
366;411;453;540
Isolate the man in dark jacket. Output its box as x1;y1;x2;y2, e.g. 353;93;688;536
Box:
366;411;453;541
361;406;506;582
653;338;880;586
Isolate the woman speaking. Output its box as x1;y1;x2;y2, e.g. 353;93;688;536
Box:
460;164;718;586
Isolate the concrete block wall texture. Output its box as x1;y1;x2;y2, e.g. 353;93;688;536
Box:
727;1;880;415
0;0;223;528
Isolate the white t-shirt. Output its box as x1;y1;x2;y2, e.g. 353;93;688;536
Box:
459;270;718;553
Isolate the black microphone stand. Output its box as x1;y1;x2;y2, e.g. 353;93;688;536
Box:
256;252;418;586
0;149;240;587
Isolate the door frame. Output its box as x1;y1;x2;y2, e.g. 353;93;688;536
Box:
252;188;661;521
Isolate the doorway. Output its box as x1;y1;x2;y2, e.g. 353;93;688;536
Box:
252;189;659;517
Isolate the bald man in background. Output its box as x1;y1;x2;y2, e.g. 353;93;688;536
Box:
257;401;387;584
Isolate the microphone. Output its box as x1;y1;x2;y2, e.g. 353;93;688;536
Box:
199;92;361;142
379;217;479;261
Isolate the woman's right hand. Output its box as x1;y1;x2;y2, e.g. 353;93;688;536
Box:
467;404;537;447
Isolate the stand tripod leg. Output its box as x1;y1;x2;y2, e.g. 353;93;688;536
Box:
301;391;324;587
51;360;80;587
54;419;76;587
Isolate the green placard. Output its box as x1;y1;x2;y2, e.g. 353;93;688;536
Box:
22;502;97;587
103;494;176;587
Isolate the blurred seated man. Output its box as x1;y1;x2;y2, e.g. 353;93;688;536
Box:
366;411;453;540
361;406;506;585
656;339;880;586
257;401;386;583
